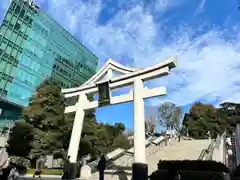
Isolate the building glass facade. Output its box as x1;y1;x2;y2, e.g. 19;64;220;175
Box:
0;0;98;128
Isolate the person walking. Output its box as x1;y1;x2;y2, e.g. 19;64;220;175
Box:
1;163;12;180
8;165;19;180
178;132;181;142
33;158;42;178
164;133;168;146
62;156;71;180
97;155;106;180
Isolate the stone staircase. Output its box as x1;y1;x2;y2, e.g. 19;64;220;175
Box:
90;139;210;180
148;139;210;175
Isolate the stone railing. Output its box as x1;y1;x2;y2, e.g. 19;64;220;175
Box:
198;133;227;164
198;139;216;160
212;133;227;165
81;135;172;179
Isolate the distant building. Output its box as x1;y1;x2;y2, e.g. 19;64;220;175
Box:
0;0;98;128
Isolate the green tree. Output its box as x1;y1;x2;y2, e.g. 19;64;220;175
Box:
22;79;65;159
7;120;34;158
182;102;236;139
112;134;130;150
217;102;239;133
8;78;130;162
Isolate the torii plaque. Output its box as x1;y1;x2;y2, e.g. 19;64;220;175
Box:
61;57;177;180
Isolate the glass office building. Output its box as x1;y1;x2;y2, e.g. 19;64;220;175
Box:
0;0;98;128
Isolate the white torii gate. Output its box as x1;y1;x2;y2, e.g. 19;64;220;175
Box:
61;56;177;180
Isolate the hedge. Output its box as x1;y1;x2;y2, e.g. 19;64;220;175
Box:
149;170;229;180
157;160;229;173
232;165;240;177
148;160;230;180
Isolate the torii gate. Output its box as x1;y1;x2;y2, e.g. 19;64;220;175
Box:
61;56;177;180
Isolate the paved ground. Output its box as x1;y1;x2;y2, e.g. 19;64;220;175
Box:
91;139;211;180
18;139;211;180
19;178;61;180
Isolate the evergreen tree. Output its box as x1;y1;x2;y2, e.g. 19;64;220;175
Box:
8;78;130;162
7;120;34;158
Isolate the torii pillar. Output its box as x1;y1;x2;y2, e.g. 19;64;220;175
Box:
61;57;177;180
132;78;148;179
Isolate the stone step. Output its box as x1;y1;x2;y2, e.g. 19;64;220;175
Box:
90;139;211;180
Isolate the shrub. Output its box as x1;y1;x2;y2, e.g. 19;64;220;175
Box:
149;170;229;180
149;160;230;180
157;160;229;173
232;164;240;178
15;164;27;175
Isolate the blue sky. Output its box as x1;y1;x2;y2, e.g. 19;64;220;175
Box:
1;0;240;130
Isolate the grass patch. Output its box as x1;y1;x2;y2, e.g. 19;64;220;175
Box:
26;168;63;175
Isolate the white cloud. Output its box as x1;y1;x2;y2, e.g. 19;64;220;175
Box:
154;0;183;13
194;0;206;15
11;0;240;107
148;27;240;104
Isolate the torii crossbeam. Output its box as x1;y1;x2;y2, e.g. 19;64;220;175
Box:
61;56;177;180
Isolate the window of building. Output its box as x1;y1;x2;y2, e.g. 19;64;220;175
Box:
10;32;17;42
16;36;22;46
5;13;12;21
11;48;18;58
6;45;12;55
10;16;17;25
0;61;7;72
20;23;27;33
24;15;29;23
28;18;33;25
20;70;26;81
16;52;21;60
0;79;6;89
14;5;21;14
32;62;40;72
5;81;12;91
5;29;12;39
0;41;7;51
9;1;16;11
0;26;7;36
35;48;43;58
4;63;13;75
14;22;20;31
19;8;25;18
10;67;16;77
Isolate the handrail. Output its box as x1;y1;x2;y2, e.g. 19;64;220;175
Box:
222;132;227;165
203;133;227;163
199;139;216;160
89;136;171;175
198;149;207;160
211;132;227;165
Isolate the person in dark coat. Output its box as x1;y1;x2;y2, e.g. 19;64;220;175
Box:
164;134;168;146
62;156;71;180
178;132;181;142
97;155;106;180
1;164;12;180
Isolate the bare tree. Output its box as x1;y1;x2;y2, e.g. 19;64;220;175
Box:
145;106;157;134
172;106;182;131
158;102;182;132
